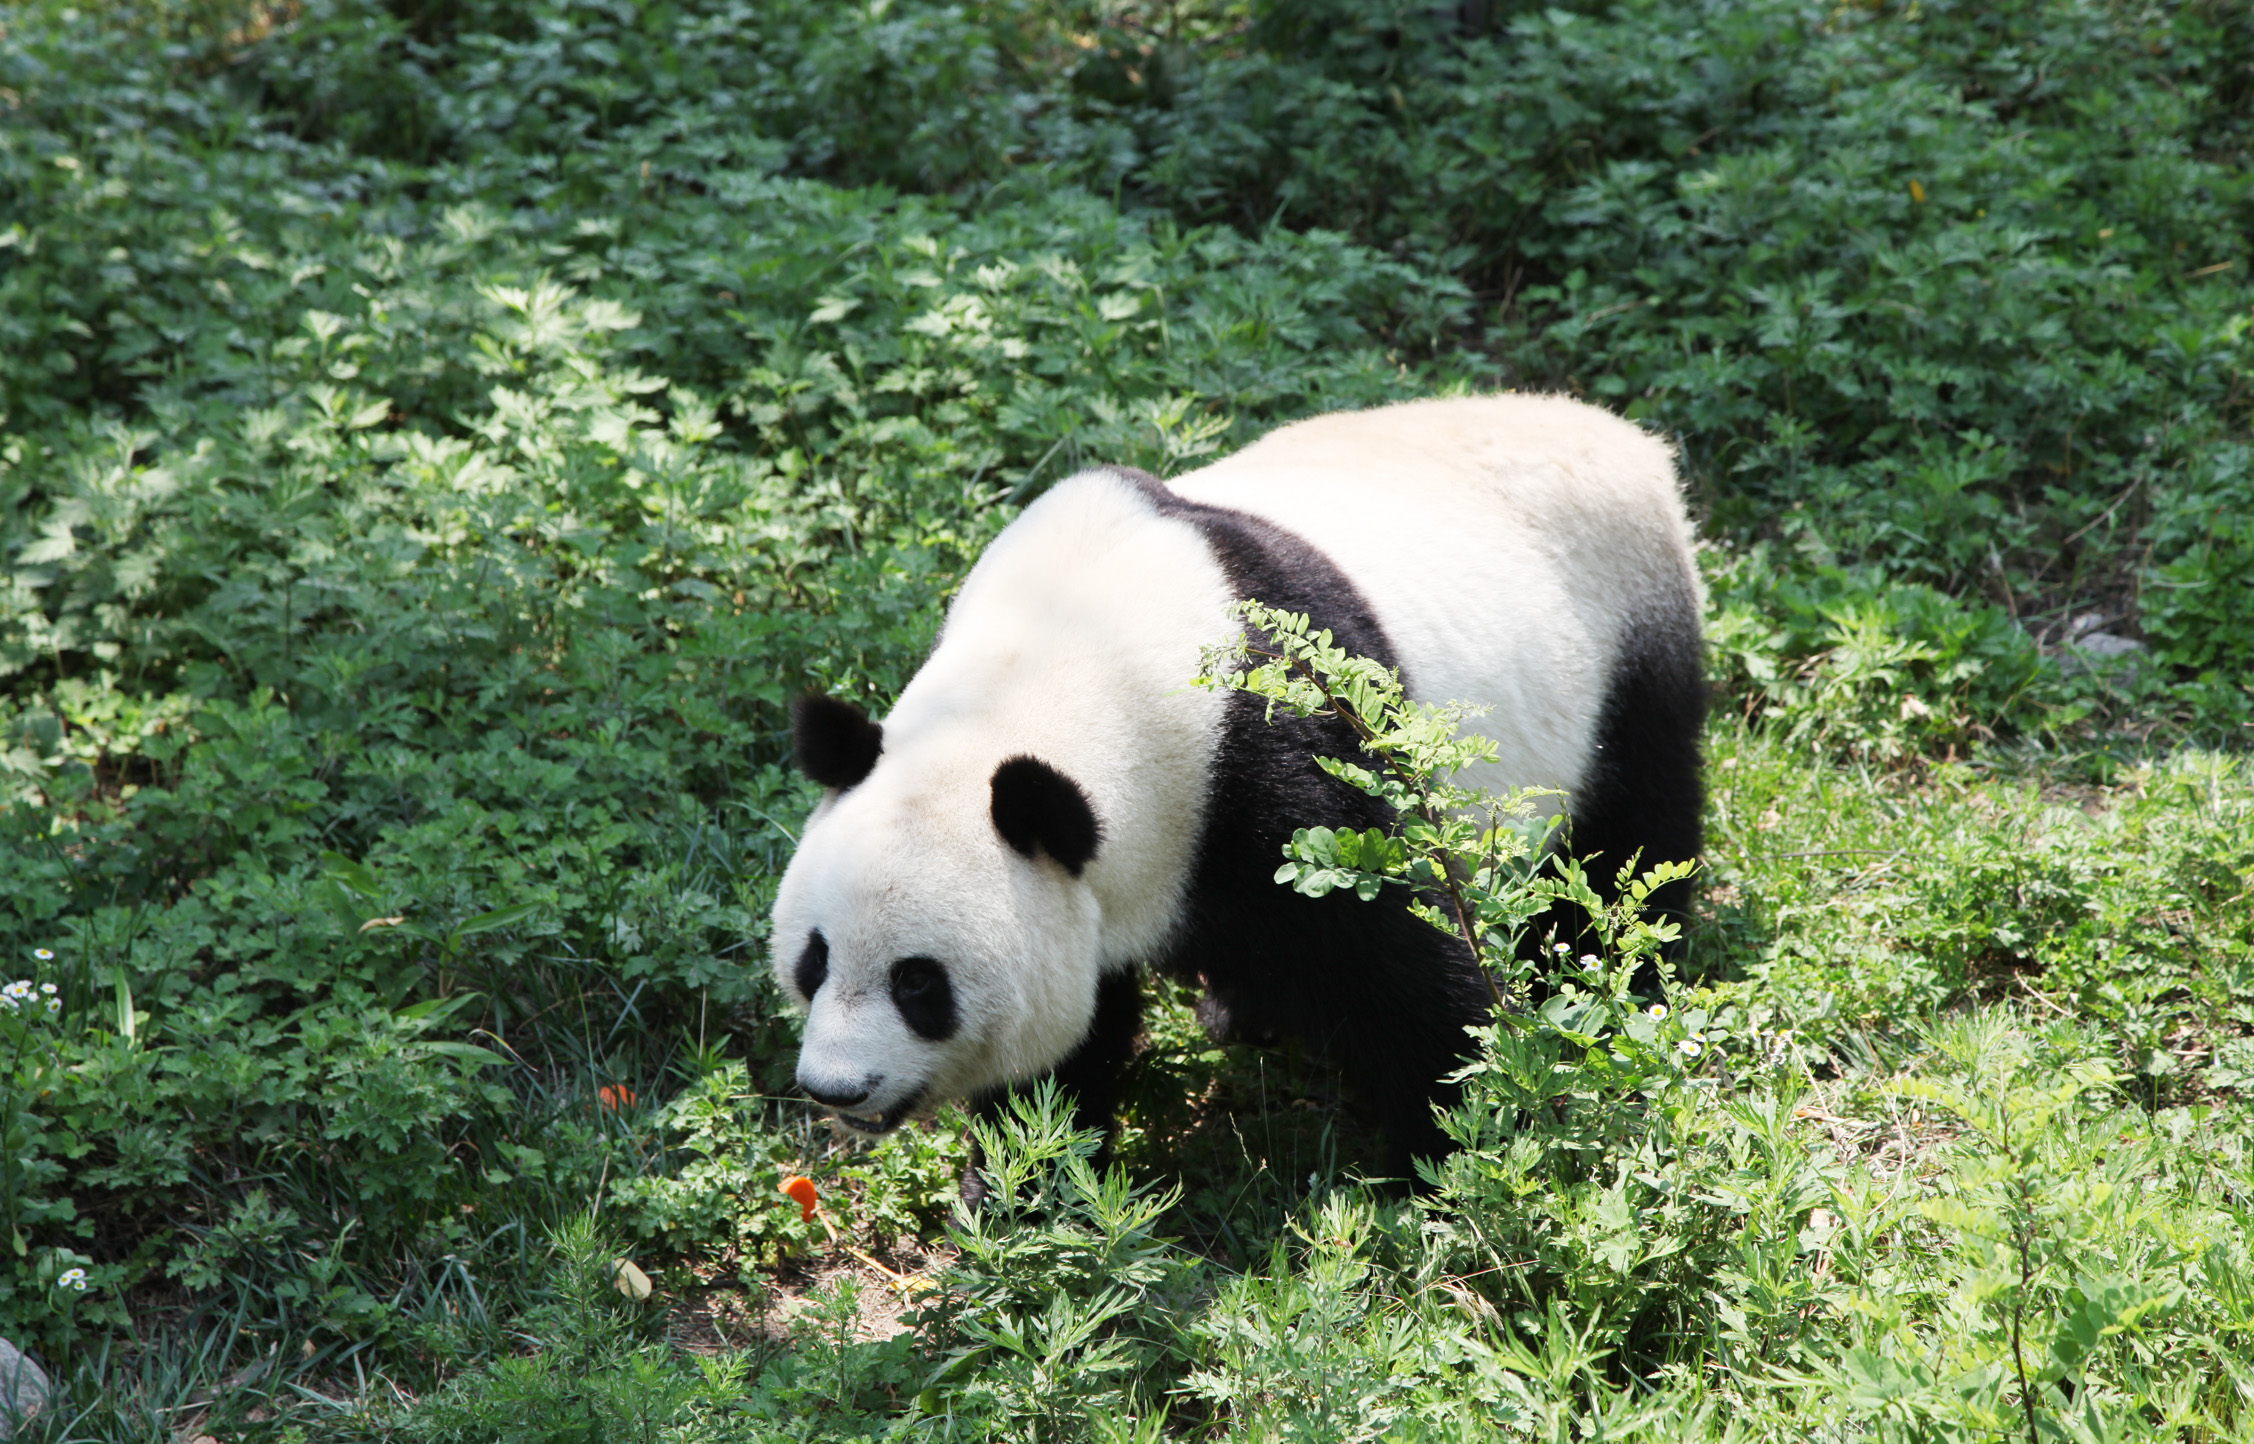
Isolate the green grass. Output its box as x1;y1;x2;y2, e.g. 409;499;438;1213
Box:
1;0;2251;1437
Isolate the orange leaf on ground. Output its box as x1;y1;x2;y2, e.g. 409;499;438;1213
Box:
598;1084;636;1111
781;1174;819;1221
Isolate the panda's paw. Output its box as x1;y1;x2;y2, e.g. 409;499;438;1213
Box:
1195;993;1276;1047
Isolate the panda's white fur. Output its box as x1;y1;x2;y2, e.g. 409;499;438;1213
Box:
770;395;1700;1143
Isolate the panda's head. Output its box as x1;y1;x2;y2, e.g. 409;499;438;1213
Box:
770;695;1107;1133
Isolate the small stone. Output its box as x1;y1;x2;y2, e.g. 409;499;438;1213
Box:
2056;628;2148;675
2075;631;2144;659
0;1338;50;1436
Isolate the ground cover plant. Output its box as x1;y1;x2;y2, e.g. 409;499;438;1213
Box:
1;0;2251;1437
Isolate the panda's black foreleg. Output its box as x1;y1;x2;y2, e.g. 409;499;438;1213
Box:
960;969;1146;1210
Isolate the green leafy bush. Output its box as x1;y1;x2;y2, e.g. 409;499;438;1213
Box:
2144;435;2254;677
5;0;2254;1435
914;1085;1188;1442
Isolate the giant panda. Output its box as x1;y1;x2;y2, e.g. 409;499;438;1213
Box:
770;395;1705;1178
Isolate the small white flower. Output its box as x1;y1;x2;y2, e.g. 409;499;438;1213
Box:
40;984;55;995
3;981;31;999
44;999;59;1015
1646;1003;1669;1020
32;950;53;962
57;1268;86;1291
1679;1039;1704;1057
1579;954;1600;970
1552;942;1570;956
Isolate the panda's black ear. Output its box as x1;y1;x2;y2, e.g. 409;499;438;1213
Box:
990;756;1102;877
792;694;883;791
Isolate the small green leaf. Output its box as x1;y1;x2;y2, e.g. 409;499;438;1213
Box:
450;902;541;941
320;851;382;902
422;1041;509;1069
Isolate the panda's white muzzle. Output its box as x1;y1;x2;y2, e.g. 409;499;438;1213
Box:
795;985;937;1134
824;1088;927;1135
798;1062;924;1134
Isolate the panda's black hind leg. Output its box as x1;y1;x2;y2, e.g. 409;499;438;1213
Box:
960;969;1146;1210
1358;1064;1464;1193
1536;588;1708;995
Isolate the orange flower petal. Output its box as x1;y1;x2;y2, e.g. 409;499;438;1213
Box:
780;1174;819;1221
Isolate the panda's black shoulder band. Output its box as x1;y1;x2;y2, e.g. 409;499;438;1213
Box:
792;694;883;791
990;756;1102;876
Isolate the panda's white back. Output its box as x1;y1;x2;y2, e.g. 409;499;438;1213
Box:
1167;394;1698;805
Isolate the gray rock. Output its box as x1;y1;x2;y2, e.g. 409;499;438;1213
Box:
2075;631;2145;659
2053;615;2148;673
0;1339;48;1436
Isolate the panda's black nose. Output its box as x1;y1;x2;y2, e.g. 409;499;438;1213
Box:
800;1074;876;1109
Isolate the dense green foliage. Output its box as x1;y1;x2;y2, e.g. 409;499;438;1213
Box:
1;0;2251;1437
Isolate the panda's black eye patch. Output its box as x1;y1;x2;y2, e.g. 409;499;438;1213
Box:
889;957;957;1042
795;932;829;1002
